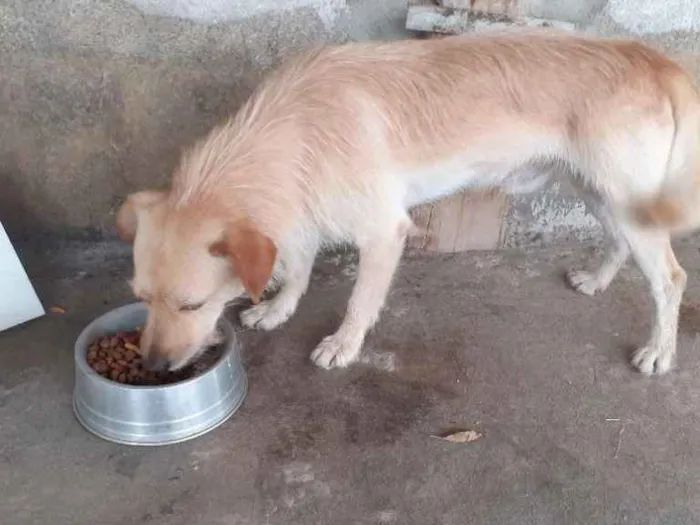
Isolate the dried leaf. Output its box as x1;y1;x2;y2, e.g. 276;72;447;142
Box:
431;430;482;444
50;306;66;314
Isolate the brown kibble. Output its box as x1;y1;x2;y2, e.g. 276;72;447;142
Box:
87;329;220;385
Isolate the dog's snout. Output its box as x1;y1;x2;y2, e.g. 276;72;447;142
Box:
143;351;171;372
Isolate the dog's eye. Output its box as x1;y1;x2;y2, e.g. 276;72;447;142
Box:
179;302;205;312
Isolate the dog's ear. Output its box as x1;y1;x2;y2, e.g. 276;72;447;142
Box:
115;190;166;243
209;222;277;304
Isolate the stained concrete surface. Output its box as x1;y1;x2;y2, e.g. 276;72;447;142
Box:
3;239;700;524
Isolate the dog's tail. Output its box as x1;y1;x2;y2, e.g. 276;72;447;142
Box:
632;71;700;234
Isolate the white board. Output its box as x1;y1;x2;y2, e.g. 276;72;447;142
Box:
0;222;45;332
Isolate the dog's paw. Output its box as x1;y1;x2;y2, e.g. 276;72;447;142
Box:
310;334;362;370
240;300;293;331
631;345;674;375
567;270;603;296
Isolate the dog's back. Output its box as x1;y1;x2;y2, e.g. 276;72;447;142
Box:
174;32;700;241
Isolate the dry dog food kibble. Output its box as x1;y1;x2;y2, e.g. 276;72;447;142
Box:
86;330;221;386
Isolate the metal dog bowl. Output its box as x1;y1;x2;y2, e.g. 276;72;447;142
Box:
73;303;247;446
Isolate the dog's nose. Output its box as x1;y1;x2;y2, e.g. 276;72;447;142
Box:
142;352;171;372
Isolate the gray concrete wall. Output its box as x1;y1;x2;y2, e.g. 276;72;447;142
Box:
1;0;700;245
0;0;409;239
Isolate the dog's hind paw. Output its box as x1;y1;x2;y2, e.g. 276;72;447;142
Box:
310;334;362;369
632;345;674;375
567;269;604;296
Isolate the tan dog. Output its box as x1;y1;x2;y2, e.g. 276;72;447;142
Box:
117;30;700;375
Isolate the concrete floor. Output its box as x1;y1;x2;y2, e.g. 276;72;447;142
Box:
3;239;700;525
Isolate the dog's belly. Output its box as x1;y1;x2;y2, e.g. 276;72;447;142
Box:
403;158;552;208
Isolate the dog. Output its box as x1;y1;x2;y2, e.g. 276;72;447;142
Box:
116;30;700;375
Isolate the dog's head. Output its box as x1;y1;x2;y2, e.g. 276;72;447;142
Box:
116;190;276;370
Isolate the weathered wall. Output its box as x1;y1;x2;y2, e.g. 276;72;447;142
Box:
1;0;700;245
0;0;409;239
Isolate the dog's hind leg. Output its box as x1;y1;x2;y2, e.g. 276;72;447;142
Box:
241;244;318;331
623;226;686;375
310;218;410;369
567;189;629;296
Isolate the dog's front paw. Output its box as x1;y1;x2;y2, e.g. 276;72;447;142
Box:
240;300;293;331
567;270;603;296
310;334;362;369
631;345;674;375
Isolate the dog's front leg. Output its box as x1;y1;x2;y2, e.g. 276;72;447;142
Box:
310;223;408;369
241;246;317;331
